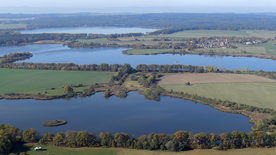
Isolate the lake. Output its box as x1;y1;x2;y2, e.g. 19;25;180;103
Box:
0;92;252;136
1;44;276;71
20;27;158;34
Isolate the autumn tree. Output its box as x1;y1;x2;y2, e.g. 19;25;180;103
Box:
39;132;54;145
76;131;96;147
64;131;78;147
192;133;210;149
114;133;130;148
219;132;231;150
174;131;193;151
53;132;65;146
231;131;243;149
99;132;113;147
22;128;37;143
64;86;74;94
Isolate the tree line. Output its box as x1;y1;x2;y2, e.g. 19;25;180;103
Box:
7;13;276;30
2;124;276;154
0;32;146;46
1;62;276;81
0;33;105;46
0;63;208;73
0;62;133;72
0;52;32;64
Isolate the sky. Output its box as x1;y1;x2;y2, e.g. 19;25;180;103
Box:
0;0;276;13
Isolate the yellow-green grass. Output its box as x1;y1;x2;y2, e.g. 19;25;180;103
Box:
193;40;276;56
0;69;113;95
161;82;276;110
165;30;276;39
125;81;141;88
0;24;27;30
23;144;116;155
25;85;90;96
21;144;276;155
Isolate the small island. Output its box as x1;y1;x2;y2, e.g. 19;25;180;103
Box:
42;120;67;127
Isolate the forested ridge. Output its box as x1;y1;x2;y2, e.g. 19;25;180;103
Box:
2;13;276;30
0;32;105;46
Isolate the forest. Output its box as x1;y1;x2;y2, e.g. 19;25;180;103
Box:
2;13;276;30
0;32;105;46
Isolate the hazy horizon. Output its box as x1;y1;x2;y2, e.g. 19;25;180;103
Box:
0;0;276;14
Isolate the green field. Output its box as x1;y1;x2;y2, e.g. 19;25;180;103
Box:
0;24;27;30
21;144;276;155
0;69;113;95
165;30;276;39
161;82;276;110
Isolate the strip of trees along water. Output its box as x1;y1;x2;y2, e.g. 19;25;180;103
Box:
1;61;276;80
1;124;276;154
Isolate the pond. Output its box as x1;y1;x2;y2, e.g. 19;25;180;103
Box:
0;92;252;136
20;27;158;34
0;44;276;71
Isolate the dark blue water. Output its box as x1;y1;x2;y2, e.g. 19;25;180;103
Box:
0;44;276;71
20;27;158;34
0;92;252;136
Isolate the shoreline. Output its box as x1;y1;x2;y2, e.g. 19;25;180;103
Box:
1;42;276;60
122;49;276;60
0;87;271;128
161;92;271;125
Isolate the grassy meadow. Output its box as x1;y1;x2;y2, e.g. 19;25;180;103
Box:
161;82;276;110
20;144;276;155
0;69;113;95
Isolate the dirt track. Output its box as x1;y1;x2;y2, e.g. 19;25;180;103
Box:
158;73;275;85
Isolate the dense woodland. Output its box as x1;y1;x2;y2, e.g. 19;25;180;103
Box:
1;124;276;154
2;13;276;30
0;32;105;46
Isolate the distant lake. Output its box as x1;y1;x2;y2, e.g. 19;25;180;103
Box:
1;44;276;71
20;27;158;34
0;92;252;136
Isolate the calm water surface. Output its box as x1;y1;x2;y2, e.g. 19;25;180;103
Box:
0;44;276;71
0;92;252;136
20;27;158;34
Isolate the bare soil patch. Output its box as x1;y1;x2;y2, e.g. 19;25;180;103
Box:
158;73;275;85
